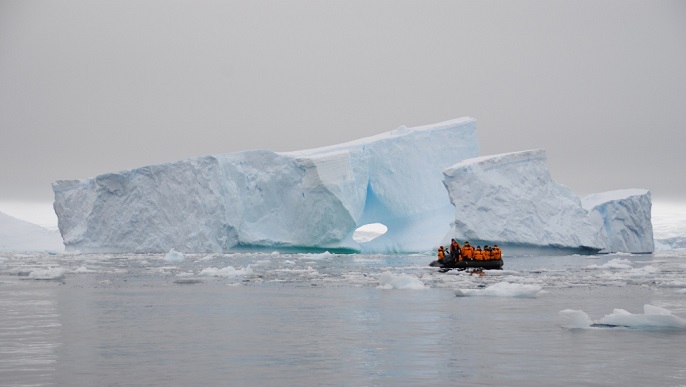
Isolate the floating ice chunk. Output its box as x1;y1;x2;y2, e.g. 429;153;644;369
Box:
72;265;96;273
625;265;660;277
560;304;686;329
377;271;427;289
586;258;633;270
456;281;542;298
164;249;185;262
559;309;594;328
28;267;66;280
597;305;686;329
199;265;253;277
195;254;215;262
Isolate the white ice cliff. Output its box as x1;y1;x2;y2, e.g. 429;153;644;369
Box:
442;150;653;254
53;117;653;254
582;189;654;253
442;149;606;252
53;118;479;253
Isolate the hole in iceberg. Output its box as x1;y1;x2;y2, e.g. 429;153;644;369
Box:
352;223;388;243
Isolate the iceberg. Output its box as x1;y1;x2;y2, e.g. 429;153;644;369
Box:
442;149;607;253
52;117;653;255
53;118;479;253
442;150;654;254
582;189;654;253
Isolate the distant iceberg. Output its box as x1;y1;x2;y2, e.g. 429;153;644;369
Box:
0;211;64;252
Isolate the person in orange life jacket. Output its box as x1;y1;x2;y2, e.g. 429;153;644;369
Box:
473;246;485;260
462;241;474;260
492;245;502;259
483;245;492;260
437;246;445;261
449;239;461;261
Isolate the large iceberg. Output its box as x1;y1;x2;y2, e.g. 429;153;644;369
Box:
582;189;654;253
442;150;653;254
53;117;653;254
53;118;479;253
442;149;607;253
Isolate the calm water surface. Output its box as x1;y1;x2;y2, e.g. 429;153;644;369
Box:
1;251;685;386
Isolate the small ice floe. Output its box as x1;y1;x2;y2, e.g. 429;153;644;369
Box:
195;254;215;262
377;271;427;290
559;304;686;329
625;265;660;277
164;249;185;262
586;258;633;270
199;265;253;277
27;267;67;280
455;281;542;298
72;265;97;274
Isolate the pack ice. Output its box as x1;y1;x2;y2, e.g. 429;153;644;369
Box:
442;150;653;253
53;118;479;253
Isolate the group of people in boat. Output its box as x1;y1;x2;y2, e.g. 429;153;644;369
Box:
437;239;502;263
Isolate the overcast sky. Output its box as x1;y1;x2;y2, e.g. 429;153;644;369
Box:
1;0;685;212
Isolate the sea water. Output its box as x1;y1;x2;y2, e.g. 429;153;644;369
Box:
1;250;685;386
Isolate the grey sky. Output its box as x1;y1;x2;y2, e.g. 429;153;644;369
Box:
1;0;685;205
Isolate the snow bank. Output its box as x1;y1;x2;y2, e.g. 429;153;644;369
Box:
455;281;542;298
560;304;686;329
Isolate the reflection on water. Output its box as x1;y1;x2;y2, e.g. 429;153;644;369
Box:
0;283;61;386
0;251;685;386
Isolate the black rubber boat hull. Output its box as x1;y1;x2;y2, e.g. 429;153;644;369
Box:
429;259;504;270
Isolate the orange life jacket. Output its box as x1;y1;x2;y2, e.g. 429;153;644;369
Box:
473;248;485;260
493;247;502;259
463;245;474;259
